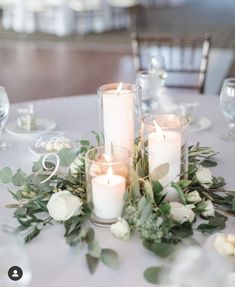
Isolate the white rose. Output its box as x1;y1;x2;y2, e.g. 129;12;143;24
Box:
196;166;213;188
110;217;130;240
186;190;202;204
170;202;195;223
70;156;83;175
47;190;82;221
186;204;196;210
199;200;215;217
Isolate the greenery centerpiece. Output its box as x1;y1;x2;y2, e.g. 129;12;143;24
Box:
0;132;235;282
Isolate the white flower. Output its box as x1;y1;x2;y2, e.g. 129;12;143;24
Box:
199;200;215;217
186;204;196;210
70;156;83;175
110;217;130;240
196;166;213;188
213;234;235;257
170;202;195;223
47;190;82;221
186;190;202;204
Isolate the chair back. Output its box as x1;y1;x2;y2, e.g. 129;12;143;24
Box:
131;33;211;94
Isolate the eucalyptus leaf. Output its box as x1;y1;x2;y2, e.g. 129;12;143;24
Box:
136;159;145;178
144;267;162;284
85;228;95;243
32;159;43;172
140;198;152;222
58;148;77;167
91;130;104;146
150;163;169;182
100;249;119;269
88;241;101;258
144;180;154;199
178;179;192;189
171;182;186;205
25;227;41;243
130;168;141;198
143;241;176;258
14;207;27;217
0;167;13;183
152;242;176;258
201;159;217;167
12;169;27;187
86;254;99;274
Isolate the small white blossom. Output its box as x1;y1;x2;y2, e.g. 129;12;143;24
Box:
199;200;215;218
47;190;82;221
170;202;195;223
196;166;213;188
186;190;202;204
186;204;196;210
110;217;130;240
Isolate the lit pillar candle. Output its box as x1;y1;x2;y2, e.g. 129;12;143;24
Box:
102;82;134;153
91;167;126;219
148;122;181;197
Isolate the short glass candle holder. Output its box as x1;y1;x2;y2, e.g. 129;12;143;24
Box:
98;82;142;154
141;113;189;186
85;146;131;227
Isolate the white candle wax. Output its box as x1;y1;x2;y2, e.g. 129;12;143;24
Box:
103;89;134;153
148;130;181;188
92;174;126;219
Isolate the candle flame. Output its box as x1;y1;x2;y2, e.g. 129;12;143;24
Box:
116;82;123;96
153;120;165;139
107;166;113;184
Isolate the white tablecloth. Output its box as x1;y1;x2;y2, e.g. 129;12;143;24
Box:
0;93;235;287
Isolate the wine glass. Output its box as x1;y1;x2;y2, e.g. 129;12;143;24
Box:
220;78;235;141
0;87;10;150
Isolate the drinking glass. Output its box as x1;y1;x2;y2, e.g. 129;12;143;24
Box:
136;70;161;113
148;54;168;84
85;145;131;227
220;78;235;141
0;87;10;150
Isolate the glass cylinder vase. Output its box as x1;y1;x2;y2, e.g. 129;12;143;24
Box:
98;82;142;154
85;145;131;226
141;113;189;201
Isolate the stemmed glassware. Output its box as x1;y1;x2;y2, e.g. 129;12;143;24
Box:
0;86;10;150
220;78;235;141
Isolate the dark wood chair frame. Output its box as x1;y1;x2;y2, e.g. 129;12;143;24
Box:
131;33;212;94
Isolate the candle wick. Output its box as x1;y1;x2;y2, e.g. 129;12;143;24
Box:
108;179;110;185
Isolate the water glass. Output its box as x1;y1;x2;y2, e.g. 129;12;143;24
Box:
0;87;10;150
136;71;161;113
220;78;235;141
148;54;168;84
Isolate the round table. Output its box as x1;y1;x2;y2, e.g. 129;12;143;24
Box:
1;93;235;287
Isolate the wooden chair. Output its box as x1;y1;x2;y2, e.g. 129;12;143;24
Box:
131;33;211;94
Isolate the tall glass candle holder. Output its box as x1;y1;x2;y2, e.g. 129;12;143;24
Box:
98;83;142;154
85;146;131;226
141;114;189;201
